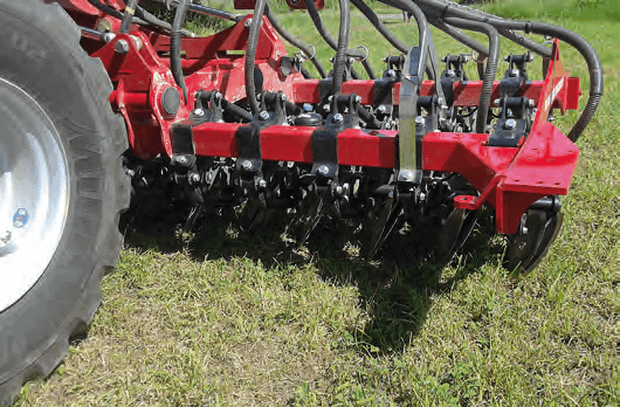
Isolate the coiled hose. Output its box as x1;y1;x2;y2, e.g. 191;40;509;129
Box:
330;0;352;97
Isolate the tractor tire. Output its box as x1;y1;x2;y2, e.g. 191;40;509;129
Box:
0;1;129;405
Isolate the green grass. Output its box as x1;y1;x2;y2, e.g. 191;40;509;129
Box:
15;2;619;406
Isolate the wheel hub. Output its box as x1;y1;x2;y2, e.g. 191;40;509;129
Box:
0;78;70;313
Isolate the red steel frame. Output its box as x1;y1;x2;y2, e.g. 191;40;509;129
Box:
59;0;582;235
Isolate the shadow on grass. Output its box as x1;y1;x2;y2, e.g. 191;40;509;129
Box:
122;206;504;352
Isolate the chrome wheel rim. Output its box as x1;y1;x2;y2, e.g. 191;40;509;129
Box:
0;78;69;312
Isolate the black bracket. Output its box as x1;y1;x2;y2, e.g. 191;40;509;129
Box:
440;54;469;106
169;122;196;168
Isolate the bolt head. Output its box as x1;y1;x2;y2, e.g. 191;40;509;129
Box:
376;105;387;114
446;69;455;77
399;170;414;182
504;118;517;130
244;18;252;27
355;95;362;104
510;68;520;77
176;155;188;164
387;69;396;78
280;93;287;102
241;160;253;171
259;110;270;121
191;173;201;183
114;39;130;54
335;185;343;195
193;108;205;117
333;113;344;124
322;104;330;112
318;165;330;176
415;115;425;125
493;98;501;106
528;98;535;108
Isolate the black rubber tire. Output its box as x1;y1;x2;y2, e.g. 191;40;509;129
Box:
0;1;129;405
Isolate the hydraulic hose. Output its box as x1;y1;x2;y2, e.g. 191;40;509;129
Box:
245;0;267;114
171;0;188;102
429;18;489;57
264;7;327;78
414;0;603;142
443;16;500;134
87;0;123;19
377;0;429;48
350;0;409;53
302;0;365;60
302;0;376;80
119;0;139;33
331;0;352;96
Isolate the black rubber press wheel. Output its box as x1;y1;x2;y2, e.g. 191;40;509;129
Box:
0;1;129;405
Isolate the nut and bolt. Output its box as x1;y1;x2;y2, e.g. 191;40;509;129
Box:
318;165;330;176
190;173;201;183
415;115;426;126
332;113;344;124
101;32;116;43
244;18;253;27
446;69;455;77
176;155;188;165
259;110;270;121
241;160;253;171
114;39;130;54
355;95;362;104
193;108;205;117
376;105;387;114
504;118;517;130
386;69;396;78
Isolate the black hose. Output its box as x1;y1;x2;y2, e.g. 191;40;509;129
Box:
443;16;500;134
350;0;409;53
331;0;352;97
87;0;123;19
135;5;194;36
222;100;253;122
264;7;327;78
361;59;376;79
357;105;381;129
497;28;552;58
171;0;188;102
245;0;267;114
377;0;429;48
119;0;138;33
302;0;365;60
429;18;489;57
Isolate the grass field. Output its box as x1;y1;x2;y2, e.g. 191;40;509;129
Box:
16;1;619;406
